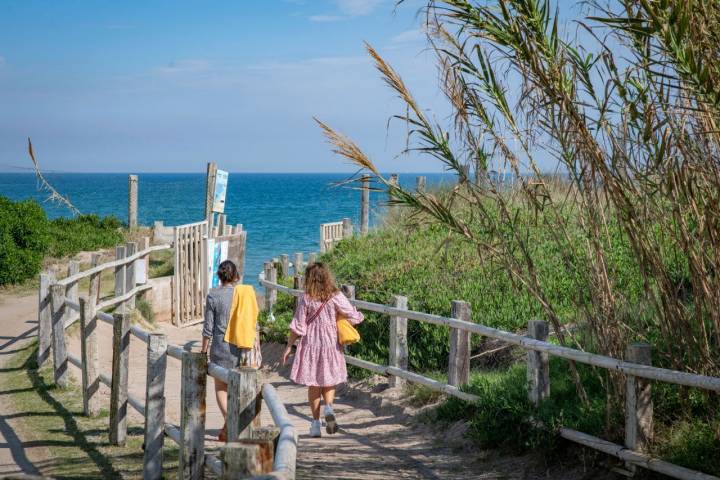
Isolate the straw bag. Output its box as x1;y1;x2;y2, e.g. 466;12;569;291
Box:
337;316;360;346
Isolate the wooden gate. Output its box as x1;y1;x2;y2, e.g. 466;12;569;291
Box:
173;221;207;326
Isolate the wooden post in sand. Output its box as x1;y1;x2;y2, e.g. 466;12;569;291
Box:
79;298;100;416
125;242;137;310
66;260;80;324
128;174;138;228
50;284;69;388
448;301;471;387
179;351;207;480
114;245;127;309
143;333;168;480
389;295;408;388
625;342;653;473
294;252;304;275
227;367;260;441
360;176;370;235
110;311;130;445
342;217;353;239
222;440;274;478
280;254;290;279
38;271;56;366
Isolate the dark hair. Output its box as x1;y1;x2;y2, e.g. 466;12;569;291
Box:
217;260;239;284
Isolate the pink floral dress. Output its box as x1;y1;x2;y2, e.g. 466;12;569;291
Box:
289;292;364;387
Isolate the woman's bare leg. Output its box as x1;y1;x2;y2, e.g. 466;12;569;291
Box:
215;379;228;418
308;386;322;420
321;386;336;407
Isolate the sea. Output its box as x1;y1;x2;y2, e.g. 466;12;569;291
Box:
0;172;455;284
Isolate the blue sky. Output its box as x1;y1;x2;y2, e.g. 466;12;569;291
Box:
0;0;455;173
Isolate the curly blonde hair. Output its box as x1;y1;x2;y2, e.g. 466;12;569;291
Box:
304;262;338;301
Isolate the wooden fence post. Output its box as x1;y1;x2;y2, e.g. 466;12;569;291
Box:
361;176;370;235
280;254;289;279
268;264;277;310
66;260;80;324
110;311;130;445
79;298;100;416
227;367;260;441
294;252;304;275
139;236;150;283
179;351;208;480
217;214;226;236
88;253;102;305
205;162;218;228
341;284;355;300
114;245;127;309
416;176;426;192
143;333;168;480
50;284;69;388
293;275;304;291
342;217;353;239
389;295;408;388
128;174;138;228
125;242;137;310
625;342;653;465
37;272;55;366
222;440;273;478
308;252;317;265
527;319;550;406
448;300;471;387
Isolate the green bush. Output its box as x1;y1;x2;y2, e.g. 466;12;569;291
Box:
48;214;123;258
0;196;50;285
0;196;125;286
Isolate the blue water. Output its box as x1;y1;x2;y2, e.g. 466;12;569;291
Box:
0;173;454;282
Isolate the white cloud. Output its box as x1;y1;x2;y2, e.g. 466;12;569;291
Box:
391;29;423;44
336;0;384;16
309;14;343;22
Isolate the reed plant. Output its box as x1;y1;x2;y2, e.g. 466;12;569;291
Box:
317;0;720;413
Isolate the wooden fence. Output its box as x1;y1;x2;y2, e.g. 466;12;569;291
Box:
259;262;720;480
38;241;297;479
319;218;352;253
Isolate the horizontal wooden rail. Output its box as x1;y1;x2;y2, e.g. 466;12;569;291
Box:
205;454;223;477
96;284;152;312
559;429;718;480
167;344;184;360
258;275;720;393
56;244;171;287
164;423;181;445
208;362;230;383
262;383;297;479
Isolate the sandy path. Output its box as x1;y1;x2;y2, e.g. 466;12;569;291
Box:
0;293;49;476
63;321;606;479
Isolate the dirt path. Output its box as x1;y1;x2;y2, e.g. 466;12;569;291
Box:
1;289;610;479
0;293;49;476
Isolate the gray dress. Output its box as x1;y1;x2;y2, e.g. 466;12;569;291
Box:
203;285;241;370
202;284;262;370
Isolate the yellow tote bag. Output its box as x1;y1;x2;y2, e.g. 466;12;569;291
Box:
337;315;360;346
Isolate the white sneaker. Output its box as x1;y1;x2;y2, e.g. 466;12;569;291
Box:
324;405;338;434
309;420;322;438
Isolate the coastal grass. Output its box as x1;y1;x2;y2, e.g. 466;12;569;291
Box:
0;341;179;479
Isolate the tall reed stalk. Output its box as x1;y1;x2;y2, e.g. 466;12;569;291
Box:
317;0;720;409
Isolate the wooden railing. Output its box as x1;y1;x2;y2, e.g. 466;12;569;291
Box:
38;240;297;479
319;218;352;253
259;264;720;480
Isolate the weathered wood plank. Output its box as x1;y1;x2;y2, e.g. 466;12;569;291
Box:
114;245;127;310
527;319;550;406
342;217;352;239
173;227;180;326
37;272;55;366
280;254;289;279
79;297;100;416
50;284;69;388
222;440;274;478
179;351;207;480
625;342;653;463
66;261;80;325
125;242;137;310
308;252;317;265
448;300;471;387
293;253;303;275
361;175;369;235
389;295;408;388
227;367;260;441
128;174;138;228
110;312;130;445
143;333;168;480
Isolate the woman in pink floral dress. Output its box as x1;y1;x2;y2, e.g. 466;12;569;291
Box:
282;262;364;437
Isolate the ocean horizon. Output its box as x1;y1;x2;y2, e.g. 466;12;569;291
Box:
1;172;456;284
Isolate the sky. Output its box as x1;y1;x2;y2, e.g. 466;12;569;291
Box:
0;0;455;173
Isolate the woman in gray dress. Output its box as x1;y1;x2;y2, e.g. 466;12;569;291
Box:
200;260;246;441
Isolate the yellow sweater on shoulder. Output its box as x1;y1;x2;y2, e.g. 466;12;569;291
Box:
223;284;259;349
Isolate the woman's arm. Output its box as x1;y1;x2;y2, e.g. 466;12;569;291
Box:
201;295;214;354
335;292;364;325
283;296;307;365
282;330;300;365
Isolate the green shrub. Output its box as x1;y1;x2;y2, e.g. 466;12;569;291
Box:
0;196;50;285
48;214;124;258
